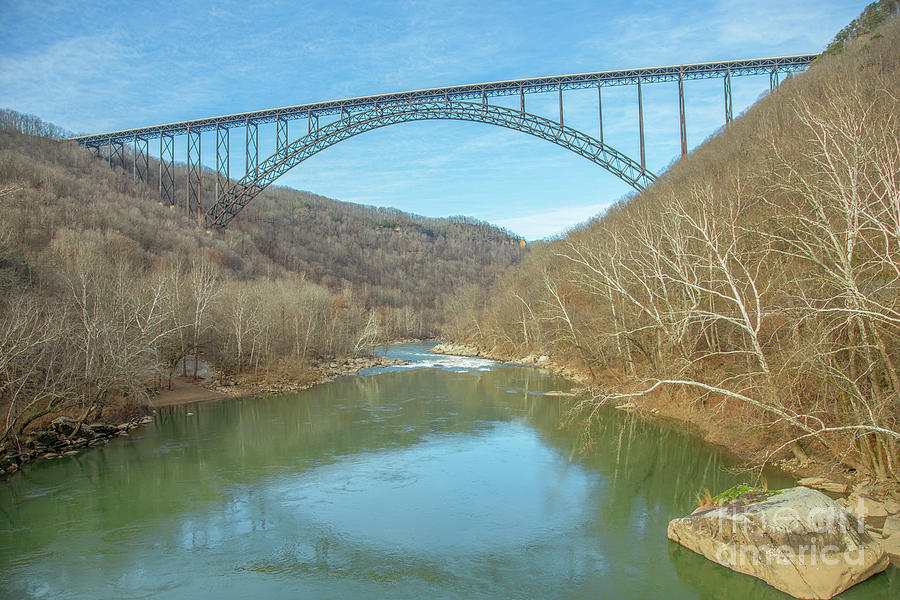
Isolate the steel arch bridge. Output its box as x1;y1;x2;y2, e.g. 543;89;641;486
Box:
207;101;654;228
71;54;816;228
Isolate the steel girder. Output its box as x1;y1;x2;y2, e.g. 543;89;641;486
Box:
70;55;816;147
205;101;656;229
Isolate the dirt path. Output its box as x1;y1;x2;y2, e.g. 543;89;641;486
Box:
150;377;226;408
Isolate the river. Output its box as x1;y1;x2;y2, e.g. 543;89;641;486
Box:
0;342;896;598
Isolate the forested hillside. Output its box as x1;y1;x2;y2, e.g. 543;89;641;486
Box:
0;113;523;446
443;8;900;482
237;189;525;324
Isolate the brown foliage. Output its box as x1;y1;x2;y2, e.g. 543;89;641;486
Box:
446;17;900;482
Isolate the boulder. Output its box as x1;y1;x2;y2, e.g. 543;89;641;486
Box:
668;486;888;599
51;416;77;435
29;429;60;447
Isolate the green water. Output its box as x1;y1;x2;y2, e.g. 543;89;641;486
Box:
1;343;896;598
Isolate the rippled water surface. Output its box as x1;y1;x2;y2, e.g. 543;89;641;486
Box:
1;342;896;598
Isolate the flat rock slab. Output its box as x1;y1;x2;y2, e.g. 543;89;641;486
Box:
668;486;888;599
796;476;847;494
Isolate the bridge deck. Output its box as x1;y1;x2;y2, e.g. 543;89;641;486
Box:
71;55;816;146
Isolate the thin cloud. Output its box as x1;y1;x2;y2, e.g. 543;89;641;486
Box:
492;202;616;240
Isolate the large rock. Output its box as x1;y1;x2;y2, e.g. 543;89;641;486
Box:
51;416;78;435
668;486;888;599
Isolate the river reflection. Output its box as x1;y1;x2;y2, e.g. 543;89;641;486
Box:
0;343;896;598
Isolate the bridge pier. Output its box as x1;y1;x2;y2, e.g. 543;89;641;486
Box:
245;119;258;177
307;109;318;134
276;115;288;152
107;138;124;170
597;84;604;146
637;76;645;170
216;124;229;206
186;127;201;221
724;68;733;124
159;133;175;206
133;135;148;184
558;84;564;127
770;68;780;91
678;70;687;157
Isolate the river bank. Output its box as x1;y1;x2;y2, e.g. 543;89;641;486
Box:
429;343;900;507
0;353;407;478
153;354;408;406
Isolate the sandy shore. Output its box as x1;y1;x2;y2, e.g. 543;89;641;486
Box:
150;377;227;408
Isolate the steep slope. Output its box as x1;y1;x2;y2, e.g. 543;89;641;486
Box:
444;11;900;482
0;110;525;338
0;110;525;454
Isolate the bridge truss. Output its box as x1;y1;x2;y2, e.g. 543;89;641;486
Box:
71;55;816;227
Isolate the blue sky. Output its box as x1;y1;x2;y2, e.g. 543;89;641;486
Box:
0;0;863;238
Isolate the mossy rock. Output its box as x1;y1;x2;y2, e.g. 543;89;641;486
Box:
711;483;782;506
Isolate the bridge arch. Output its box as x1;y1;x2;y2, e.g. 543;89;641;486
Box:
206;100;657;228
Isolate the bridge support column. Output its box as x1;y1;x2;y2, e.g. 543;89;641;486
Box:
597;83;604;146
678;70;687;157
159;133;175;206
133;135;148;184
724;68;733;124
216;124;229;205
276;115;288;152
307;109;318;135
520;85;525;114
186;127;201;221
558;84;564;127
770;68;779;91
637;75;645;170
108;138;124;170
245;119;258;177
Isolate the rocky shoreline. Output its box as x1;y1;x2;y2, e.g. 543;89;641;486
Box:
430;342;591;384
0;414;153;478
204;354;408;396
